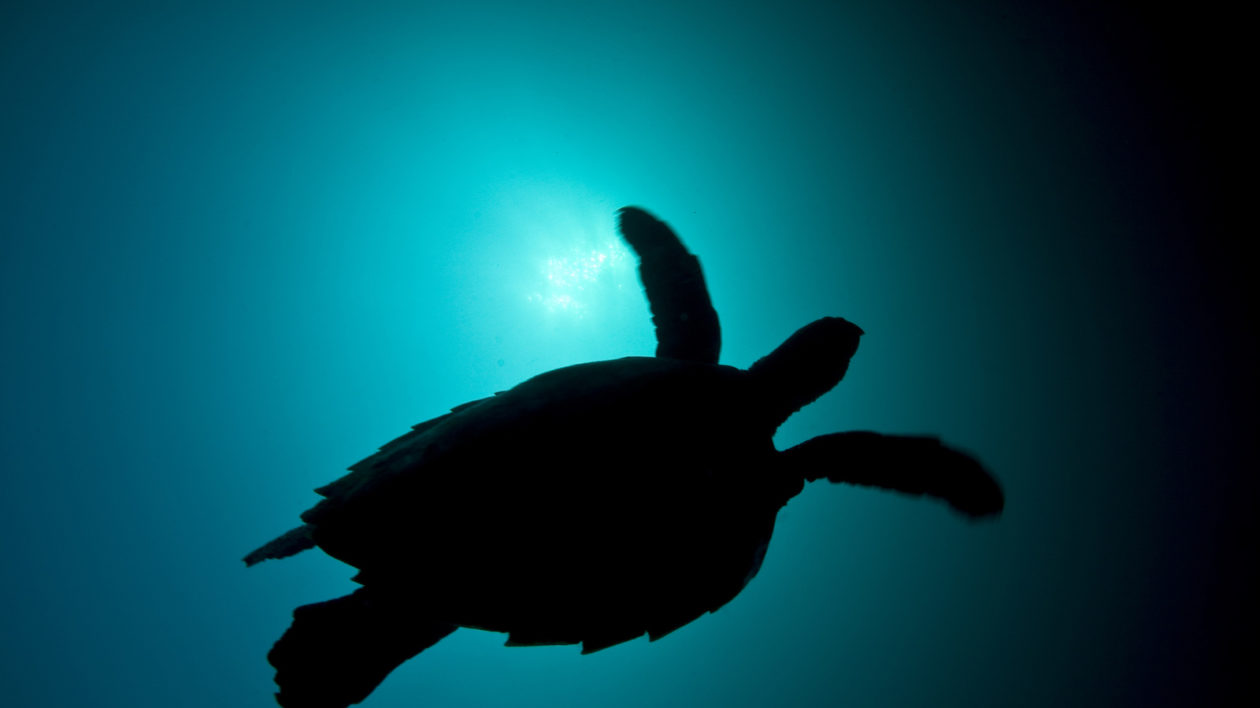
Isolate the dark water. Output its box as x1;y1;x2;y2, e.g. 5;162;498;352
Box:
1;2;1250;706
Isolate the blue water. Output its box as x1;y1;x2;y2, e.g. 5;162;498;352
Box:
1;2;1250;707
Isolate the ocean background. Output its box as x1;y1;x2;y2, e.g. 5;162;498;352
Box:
1;2;1250;707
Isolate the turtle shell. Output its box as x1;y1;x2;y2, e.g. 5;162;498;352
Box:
300;355;795;651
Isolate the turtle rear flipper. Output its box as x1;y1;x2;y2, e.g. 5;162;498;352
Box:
617;207;721;364
268;589;456;708
783;432;1004;518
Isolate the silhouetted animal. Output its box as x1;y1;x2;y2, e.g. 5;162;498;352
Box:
246;207;1004;707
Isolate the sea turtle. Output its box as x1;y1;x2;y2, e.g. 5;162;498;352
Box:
245;207;1004;708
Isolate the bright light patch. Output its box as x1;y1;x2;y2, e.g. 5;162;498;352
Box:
477;177;638;322
527;240;633;316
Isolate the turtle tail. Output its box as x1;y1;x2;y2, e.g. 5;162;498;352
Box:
244;525;317;567
268;589;457;708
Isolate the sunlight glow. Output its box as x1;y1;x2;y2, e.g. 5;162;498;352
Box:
527;241;633;317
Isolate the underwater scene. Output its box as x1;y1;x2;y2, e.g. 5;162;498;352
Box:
1;2;1250;707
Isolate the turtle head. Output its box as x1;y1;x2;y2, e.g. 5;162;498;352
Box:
749;317;863;431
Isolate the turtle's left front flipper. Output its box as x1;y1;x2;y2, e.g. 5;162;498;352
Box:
783;432;1004;518
617;207;721;364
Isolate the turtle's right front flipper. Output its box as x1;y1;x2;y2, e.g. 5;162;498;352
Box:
783;431;1004;518
617;207;721;364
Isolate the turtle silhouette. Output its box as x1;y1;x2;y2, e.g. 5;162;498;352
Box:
245;206;1004;708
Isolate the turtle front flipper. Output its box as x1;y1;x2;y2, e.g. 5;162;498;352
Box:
782;431;1004;518
617;207;721;364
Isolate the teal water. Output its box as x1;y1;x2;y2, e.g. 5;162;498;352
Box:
1;2;1250;707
